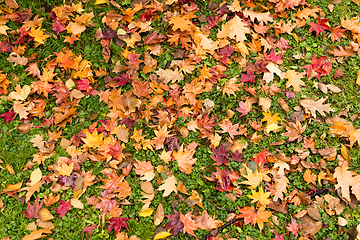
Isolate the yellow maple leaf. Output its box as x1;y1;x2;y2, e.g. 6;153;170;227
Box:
82;129;104;148
217;15;250;42
261;111;281;129
29;26;49;44
247;187;271;207
241;167;263;189
58;162;74;176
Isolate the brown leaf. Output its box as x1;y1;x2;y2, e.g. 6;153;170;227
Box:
328;45;354;57
154;203;164;225
299;215;322;237
300;97;334;118
277;97;289;112
7;52;28;66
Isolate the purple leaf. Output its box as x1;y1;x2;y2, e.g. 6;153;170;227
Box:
211;144;230;165
165;209;184;236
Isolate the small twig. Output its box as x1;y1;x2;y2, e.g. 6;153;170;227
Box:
200;218;242;240
310;188;329;198
214;206;237;212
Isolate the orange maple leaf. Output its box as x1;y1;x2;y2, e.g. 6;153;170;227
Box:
29;26;49;44
169;13;197;32
172;144;197;174
237;206;272;231
180;211;199;239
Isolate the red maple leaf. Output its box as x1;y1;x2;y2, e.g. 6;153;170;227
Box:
303;54;332;80
143;30;167;44
1;39;13;53
211;144;230;165
286;217;300;237
52;20;66;34
82;224;97;237
254;148;270;164
0;110;16;124
272;232;286;240
330;25;346;42
140;9;155;22
107;217;130;234
76;78;93;93
240;71;256;83
112;73;130;86
165;209;184;236
308;18;331;37
197;115;216;133
23;198;43;218
264;50;283;64
235;100;252;117
55;200;72;217
231;150;243;162
218;45;235;65
211;167;234;192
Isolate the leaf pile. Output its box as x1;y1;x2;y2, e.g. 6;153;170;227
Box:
0;0;360;239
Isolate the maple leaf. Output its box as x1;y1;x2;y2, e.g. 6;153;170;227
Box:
55;200;72;217
23;198;43;218
261;111;281;129
211;144;230;165
247;187;271;207
308;18;331;37
222;78;240;97
29;26;50;44
211;168;238;192
272;232;286;240
333;165;360;202
286;217;300;237
330;25;346;42
107;217;130;233
235;99;252;117
25;63;41;77
303;169;316;184
165;209;184;236
217;15;250;42
172;144;197;174
300;98;334;118
180;211;198;239
82;129;104;148
231;150;243;162
82;224;97;237
240;71;256;83
168;13;197;32
241;167;263;189
237;206;271;231
254;148;270;164
52;20;66;34
158;175;177;197
0;110;16;124
282;120;306;142
303;54;332;80
285;70;305;92
218;120;241;139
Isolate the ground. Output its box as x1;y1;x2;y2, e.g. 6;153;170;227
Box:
0;0;360;239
